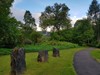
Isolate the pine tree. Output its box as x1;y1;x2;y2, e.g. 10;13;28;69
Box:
88;0;100;42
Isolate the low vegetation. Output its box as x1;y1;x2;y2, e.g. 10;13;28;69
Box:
0;41;79;55
0;47;85;75
91;49;100;62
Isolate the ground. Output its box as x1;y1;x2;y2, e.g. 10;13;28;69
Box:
0;47;84;75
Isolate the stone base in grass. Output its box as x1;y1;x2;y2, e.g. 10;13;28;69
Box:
53;48;60;57
10;47;26;75
37;50;48;62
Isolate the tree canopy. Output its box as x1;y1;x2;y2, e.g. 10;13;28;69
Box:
40;3;71;31
24;10;36;30
74;19;94;45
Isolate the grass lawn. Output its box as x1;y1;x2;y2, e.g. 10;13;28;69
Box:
0;47;85;75
91;49;100;62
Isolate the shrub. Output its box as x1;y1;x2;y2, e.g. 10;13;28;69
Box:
23;39;32;45
30;31;42;44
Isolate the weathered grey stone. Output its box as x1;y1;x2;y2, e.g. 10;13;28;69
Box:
53;48;60;57
37;50;48;62
10;47;26;75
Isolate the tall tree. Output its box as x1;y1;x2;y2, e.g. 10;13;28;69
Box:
88;0;100;42
40;3;71;32
24;10;36;30
88;0;99;23
0;0;14;17
23;10;37;39
0;0;20;48
0;0;14;38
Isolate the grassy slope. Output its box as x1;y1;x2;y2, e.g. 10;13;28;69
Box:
0;47;85;75
91;49;100;62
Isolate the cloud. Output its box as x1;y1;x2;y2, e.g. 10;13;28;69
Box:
32;13;41;31
11;7;42;31
11;7;25;22
70;16;87;27
13;0;23;7
32;13;41;25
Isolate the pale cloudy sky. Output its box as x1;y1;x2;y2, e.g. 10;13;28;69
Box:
11;0;100;31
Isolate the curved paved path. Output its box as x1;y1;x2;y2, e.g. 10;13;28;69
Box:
74;48;100;75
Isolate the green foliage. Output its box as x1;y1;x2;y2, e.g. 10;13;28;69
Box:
30;31;42;44
0;48;85;75
0;17;20;48
23;41;79;53
88;0;100;43
40;3;71;31
0;41;79;55
50;29;74;42
17;10;38;45
50;32;61;41
24;10;36;30
23;39;32;45
73;19;94;45
41;35;50;42
0;48;11;55
0;0;14;17
91;49;100;62
22;25;33;38
88;0;99;22
95;42;100;48
0;0;21;48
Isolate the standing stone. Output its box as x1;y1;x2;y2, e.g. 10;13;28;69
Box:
53;48;60;57
37;50;48;62
10;47;26;75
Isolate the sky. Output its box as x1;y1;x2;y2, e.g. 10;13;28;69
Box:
11;0;100;31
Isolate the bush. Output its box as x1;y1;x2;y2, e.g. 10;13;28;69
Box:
23;39;32;45
96;42;100;48
30;31;42;44
50;29;74;42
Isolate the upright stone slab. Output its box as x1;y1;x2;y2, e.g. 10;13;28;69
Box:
37;50;48;62
10;47;26;75
53;48;60;57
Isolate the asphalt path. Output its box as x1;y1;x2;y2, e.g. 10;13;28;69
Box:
74;48;100;75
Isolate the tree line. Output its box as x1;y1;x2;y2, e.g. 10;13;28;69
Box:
0;0;100;48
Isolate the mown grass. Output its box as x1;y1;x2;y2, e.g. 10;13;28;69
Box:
0;41;79;55
0;47;85;75
91;49;100;62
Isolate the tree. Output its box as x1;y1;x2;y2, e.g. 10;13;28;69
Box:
23;10;37;39
0;0;14;17
74;19;94;45
40;3;71;32
2;17;21;48
0;0;14;39
88;0;99;23
88;0;100;42
0;0;21;48
24;10;36;30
